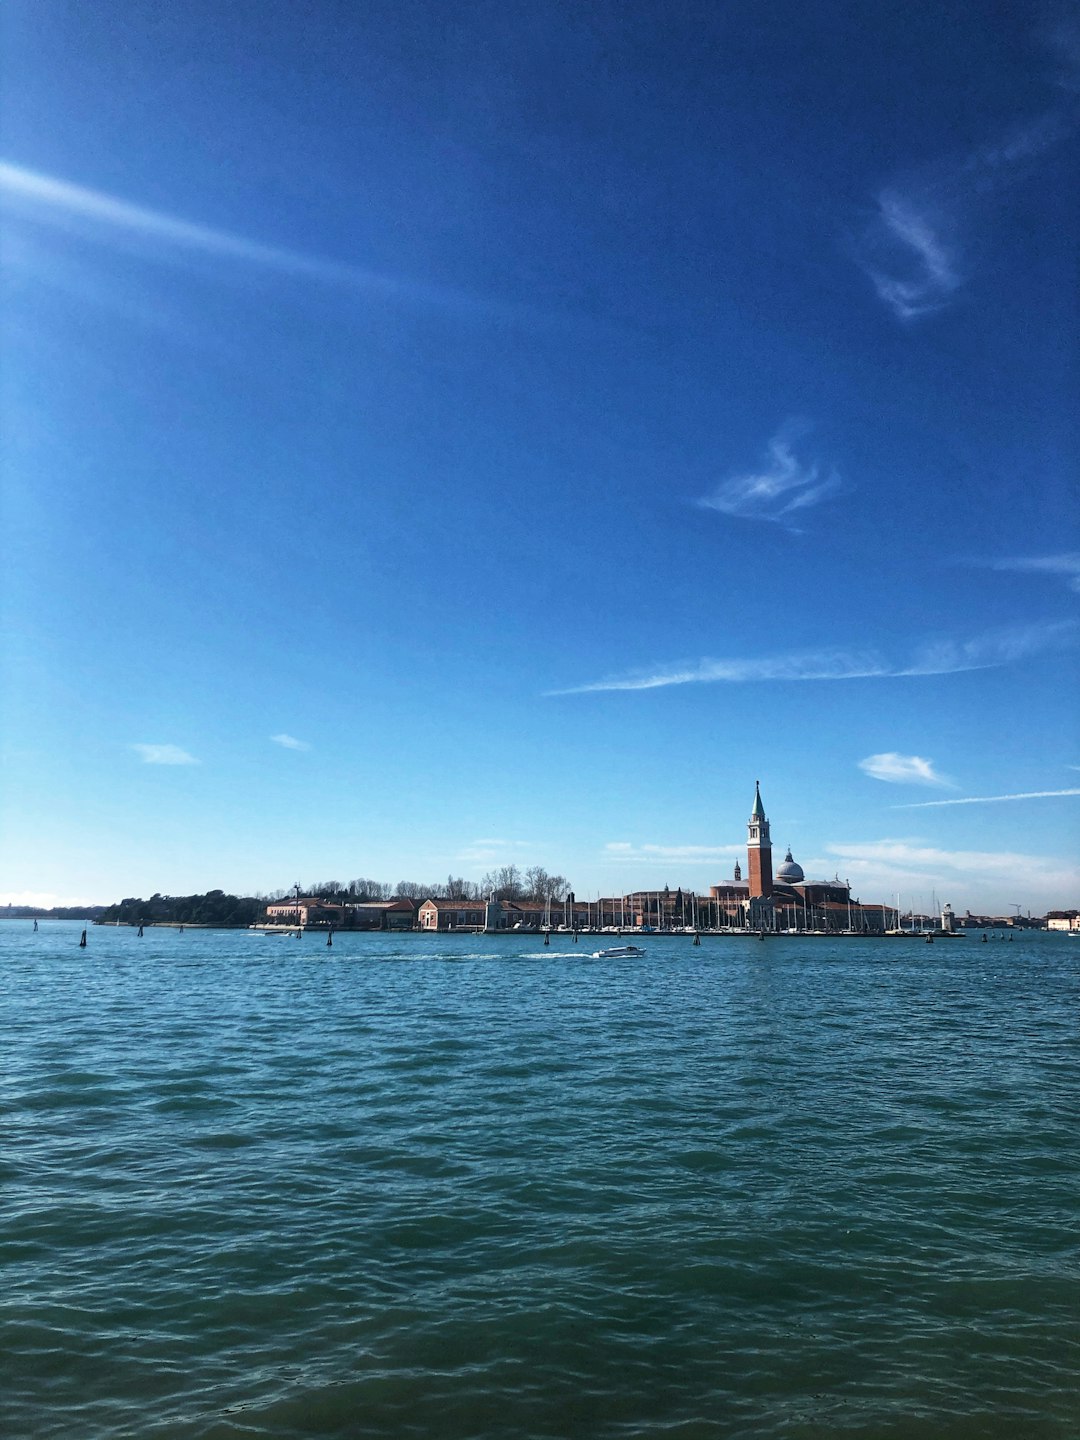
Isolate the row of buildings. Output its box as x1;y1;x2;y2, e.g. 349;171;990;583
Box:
263;784;956;934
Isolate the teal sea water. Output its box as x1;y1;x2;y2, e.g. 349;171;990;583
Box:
2;921;1078;1439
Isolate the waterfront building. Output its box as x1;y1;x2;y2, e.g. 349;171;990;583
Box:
261;783;899;934
346;899;417;930
418;898;486;930
264;897;347;927
263;897;416;930
708;783;893;932
958;911;1039;929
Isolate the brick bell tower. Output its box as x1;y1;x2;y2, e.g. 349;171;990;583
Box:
746;780;773;899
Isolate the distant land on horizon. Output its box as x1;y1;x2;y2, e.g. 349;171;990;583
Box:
4;888;1075;928
3;904;108;920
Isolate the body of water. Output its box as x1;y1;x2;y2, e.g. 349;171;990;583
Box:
2;921;1078;1438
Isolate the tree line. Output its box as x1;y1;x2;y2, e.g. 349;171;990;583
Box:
97;891;263;927
92;866;575;928
284;866;572;905
4;904;107;920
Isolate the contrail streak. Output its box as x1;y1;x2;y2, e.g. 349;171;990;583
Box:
0;159;484;314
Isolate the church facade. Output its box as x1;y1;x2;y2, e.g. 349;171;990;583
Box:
709;782;894;932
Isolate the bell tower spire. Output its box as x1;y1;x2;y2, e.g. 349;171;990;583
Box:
747;780;773;899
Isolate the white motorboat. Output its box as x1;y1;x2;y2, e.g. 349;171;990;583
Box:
592;944;646;958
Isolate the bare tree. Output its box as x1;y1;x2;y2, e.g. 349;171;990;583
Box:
348;878;392;900
478;866;521;900
499;864;525;899
524;866;571;902
524;866;547;901
395;880;437;900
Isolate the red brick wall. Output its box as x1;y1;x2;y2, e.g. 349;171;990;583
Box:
747;846;773;899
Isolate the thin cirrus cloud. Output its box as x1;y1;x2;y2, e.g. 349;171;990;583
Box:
824;839;1080;900
603;842;743;864
549;619;1077;695
271;733;311;752
859;753;954;787
894;788;1080;809
983;552;1080;593
456;839;534;864
863;190;962;322
132;744;199;765
858;95;1071;323
699;429;842;528
1041;13;1080;92
0;160;487;317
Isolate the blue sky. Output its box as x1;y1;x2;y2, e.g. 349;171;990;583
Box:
2;0;1078;913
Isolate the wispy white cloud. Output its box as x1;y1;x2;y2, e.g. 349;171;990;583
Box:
859;753;954;787
1040;12;1080;92
824;838;1080;910
983;552;1080;593
895;788;1080;809
132;744;199;766
0;160;482;316
898;621;1078;674
455;839;534;864
865;190;962;322
699;428;842;527
972;112;1070;171
550;620;1077;695
0;890;102;908
553;650;889;695
271;733;311;751
858;57;1075;324
602;842;743;864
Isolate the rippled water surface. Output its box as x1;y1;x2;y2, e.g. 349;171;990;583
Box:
2;922;1078;1439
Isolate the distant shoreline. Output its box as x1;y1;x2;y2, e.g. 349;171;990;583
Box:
2;916;1054;936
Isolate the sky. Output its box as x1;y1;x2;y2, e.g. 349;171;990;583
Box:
2;0;1078;915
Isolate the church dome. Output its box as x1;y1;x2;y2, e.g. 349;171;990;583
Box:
776;848;804;884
